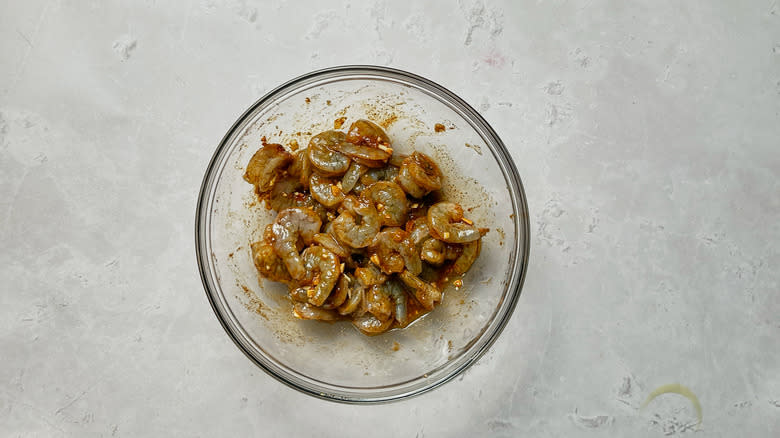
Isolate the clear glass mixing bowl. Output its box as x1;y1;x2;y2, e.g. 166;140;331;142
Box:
195;65;530;403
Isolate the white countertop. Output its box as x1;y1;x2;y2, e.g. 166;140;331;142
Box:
2;1;778;436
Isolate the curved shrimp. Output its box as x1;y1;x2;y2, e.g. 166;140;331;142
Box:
271;207;322;280
312;232;350;258
293;302;341;321
448;238;481;277
333;142;392;161
299;245;341;306
337;274;365;315
268;176;304;211
341;162;368;194
367;228;422;275
250;225;292;285
427;202;483;243
363;181;408;227
399;270;441;310
397;152;442;198
352;313;394;336
309;173;345;208
332;196;381;248
287;148;312;188
322;274;349;309
407;217;431;247
244;143;293;193
365;284;393;321
308;131;351;176
354;263;387;287
360;166;400;186
420;237;445;265
382;279;409;325
345;119;391;148
267;175;330;222
351;156;386;169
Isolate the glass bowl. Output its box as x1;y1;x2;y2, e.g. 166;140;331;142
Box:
195;65;530;403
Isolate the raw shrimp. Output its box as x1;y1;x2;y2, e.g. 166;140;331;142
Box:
267;176;330;221
300;245;341;306
354;263;387;287
268;176;304;211
448;239;481;277
322;274;349;309
308;131;351;176
360;166;399;186
337;274;365;315
352;313;393;335
420;237;445;265
351;156;386;168
287;148;312;188
363;181;408;227
427;202;482;243
399;270;441;310
271;207;322;280
309;173;345;208
332;196;380;248
244;143;293;193
381;279;408;325
333;142;392;161
341;162;367;193
293;302;341;321
244;118;487;335
407;217;431;248
312;232;350;258
397;152;442;198
367;228;422;275
345;119;391;148
250;226;292;285
365;284;393;321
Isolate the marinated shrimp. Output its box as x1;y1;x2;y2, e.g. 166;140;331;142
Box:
244;117;487;336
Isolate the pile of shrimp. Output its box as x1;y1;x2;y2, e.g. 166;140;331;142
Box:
244;119;487;335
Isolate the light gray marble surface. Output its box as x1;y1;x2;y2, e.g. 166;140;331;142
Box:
1;1;778;436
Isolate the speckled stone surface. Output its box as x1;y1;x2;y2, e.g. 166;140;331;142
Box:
1;1;778;436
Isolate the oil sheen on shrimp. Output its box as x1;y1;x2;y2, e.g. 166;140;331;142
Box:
271;207;322;280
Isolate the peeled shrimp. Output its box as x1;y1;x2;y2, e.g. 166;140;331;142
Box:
365;284;393;321
250;226;292;285
341;162;367;194
360;166;399;186
399;270;441;310
448;239;481;277
322;274;349;309
244;143;293;193
381;279;408;325
363;181;408;227
309;173;345;208
345;119;391;148
420;237;445;265
300;245;341;306
288;148;312;188
308;131;351;176
427;202;481;243
354;263;387;287
337;274;365;315
333;142;392;161
367;228;422;275
397;152;442;198
293;302;341;321
271;207;322;280
352;313;393;335
332;196;380;248
312;232;350;258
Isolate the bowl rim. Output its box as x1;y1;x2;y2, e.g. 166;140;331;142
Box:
195;65;530;404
